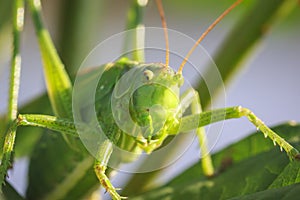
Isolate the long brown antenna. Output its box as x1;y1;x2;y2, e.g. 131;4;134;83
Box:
178;0;243;73
156;0;169;67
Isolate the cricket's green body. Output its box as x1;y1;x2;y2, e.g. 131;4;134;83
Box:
91;58;184;159
94;59;139;157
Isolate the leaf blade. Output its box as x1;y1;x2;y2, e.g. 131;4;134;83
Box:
130;123;300;200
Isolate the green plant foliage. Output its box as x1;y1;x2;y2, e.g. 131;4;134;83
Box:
230;183;300;200
1;182;24;200
131;123;300;199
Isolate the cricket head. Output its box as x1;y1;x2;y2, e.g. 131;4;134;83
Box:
128;63;183;151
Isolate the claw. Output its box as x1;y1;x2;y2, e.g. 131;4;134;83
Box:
288;148;300;161
295;154;300;161
110;191;127;200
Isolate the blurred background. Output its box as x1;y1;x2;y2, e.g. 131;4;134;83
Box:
0;0;299;198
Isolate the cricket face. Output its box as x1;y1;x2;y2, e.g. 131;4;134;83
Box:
129;63;184;149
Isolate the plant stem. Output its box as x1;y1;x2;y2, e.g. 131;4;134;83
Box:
0;0;24;188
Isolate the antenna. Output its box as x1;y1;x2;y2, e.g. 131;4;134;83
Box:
178;0;243;73
156;0;169;67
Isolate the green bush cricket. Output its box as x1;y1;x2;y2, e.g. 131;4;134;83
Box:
1;0;299;199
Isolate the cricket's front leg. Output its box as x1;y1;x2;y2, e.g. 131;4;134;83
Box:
94;140;127;200
0;113;78;186
9;114;126;199
180;89;214;177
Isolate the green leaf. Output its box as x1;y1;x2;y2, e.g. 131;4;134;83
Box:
130;123;300;199
1;182;24;200
26;130;95;200
169;123;300;186
229;183;300;200
269;161;300;189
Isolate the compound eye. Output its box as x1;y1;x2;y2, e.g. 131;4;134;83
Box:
143;70;154;81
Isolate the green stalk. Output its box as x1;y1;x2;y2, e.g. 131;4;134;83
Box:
123;0;148;62
28;0;73;119
28;0;77;147
0;0;24;188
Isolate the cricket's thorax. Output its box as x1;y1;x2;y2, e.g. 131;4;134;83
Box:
128;63;184;153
